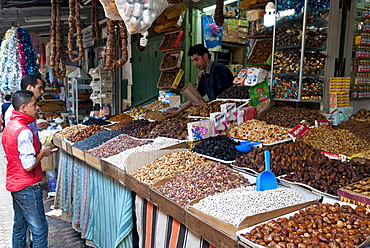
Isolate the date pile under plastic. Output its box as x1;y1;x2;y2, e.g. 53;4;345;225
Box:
192;186;306;226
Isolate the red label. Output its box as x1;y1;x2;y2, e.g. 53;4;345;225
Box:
315;120;331;127
288;122;310;141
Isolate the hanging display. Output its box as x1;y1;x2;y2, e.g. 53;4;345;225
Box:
103;19;128;71
50;0;66;79
68;0;84;62
91;0;100;40
0;27;39;91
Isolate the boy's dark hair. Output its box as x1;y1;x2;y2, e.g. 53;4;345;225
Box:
12;90;34;111
5;94;11;101
20;74;41;90
188;44;211;60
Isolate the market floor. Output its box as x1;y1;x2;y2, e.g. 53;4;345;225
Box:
0;134;90;248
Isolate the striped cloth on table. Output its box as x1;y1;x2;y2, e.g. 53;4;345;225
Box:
135;196;217;248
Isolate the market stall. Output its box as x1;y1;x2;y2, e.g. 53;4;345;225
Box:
51;103;370;248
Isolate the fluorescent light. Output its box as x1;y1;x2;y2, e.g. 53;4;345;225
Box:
24;15;88;23
19;23;52;28
203;0;238;12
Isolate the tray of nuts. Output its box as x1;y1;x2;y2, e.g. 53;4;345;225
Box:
187;185;320;236
237;201;370;248
338;177;370;203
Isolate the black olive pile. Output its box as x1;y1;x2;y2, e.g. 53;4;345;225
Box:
81;117;111;126
72;129;122;150
191;135;244;161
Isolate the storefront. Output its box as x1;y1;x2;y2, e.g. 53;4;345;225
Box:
1;0;370;247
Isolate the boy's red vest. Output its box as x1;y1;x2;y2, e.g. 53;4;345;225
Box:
2;110;41;192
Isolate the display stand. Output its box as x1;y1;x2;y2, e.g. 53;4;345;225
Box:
89;65;113;116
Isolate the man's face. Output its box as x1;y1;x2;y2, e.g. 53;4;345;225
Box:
23;96;39;118
190;53;209;70
26;79;44;99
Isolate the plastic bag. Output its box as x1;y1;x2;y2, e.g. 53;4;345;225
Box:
99;0;122;20
115;0;168;34
202;15;223;51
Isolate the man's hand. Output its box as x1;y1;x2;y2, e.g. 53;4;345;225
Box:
192;98;206;108
165;109;180;116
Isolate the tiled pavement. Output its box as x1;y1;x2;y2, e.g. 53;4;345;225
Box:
0;134;90;248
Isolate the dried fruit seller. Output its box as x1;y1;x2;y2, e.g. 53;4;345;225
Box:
167;44;233;115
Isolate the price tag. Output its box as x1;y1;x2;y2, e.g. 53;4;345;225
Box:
288;121;310;141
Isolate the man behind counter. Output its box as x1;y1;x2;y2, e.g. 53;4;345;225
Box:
167;44;234;115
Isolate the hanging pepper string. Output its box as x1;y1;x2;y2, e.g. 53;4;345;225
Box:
68;0;84;62
91;0;100;41
103;19;128;71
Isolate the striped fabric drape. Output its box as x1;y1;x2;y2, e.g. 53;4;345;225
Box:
135;196;217;248
55;151;133;248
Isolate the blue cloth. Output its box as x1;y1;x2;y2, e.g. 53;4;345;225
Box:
11;183;48;248
197;61;234;101
55;151;133;248
1;101;11;117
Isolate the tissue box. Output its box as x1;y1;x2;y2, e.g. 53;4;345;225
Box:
187;120;214;141
210;112;227;136
221;103;237;128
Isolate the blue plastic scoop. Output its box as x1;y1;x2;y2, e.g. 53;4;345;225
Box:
235;141;261;153
256;150;278;191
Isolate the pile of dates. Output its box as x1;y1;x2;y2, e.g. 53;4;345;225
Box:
217;85;250;99
233;141;326;176
281;159;370;196
335;119;370;143
246;39;273;65
149;117;189;140
192;135;245;161
344;178;370;196
118;119;157;139
257;105;327;128
275;25;301;47
240;202;370;247
353;108;370;121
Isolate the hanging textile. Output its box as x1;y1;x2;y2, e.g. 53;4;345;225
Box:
135;196;217;248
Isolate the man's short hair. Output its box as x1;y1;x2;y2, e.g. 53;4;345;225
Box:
20;74;41;90
188;44;211;60
12;90;34;111
4;94;11;101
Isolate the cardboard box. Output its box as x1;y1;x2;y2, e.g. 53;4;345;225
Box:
159;29;184;52
221;103;237;128
41;155;54;171
227;30;238;36
187;119;214;141
238;19;249;27
187;185;320;237
157;68;184;90
238;26;249;32
329;77;351;92
227;18;238;26
338;178;370;209
159;50;184;71
329;107;353;126
210;112;227;135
